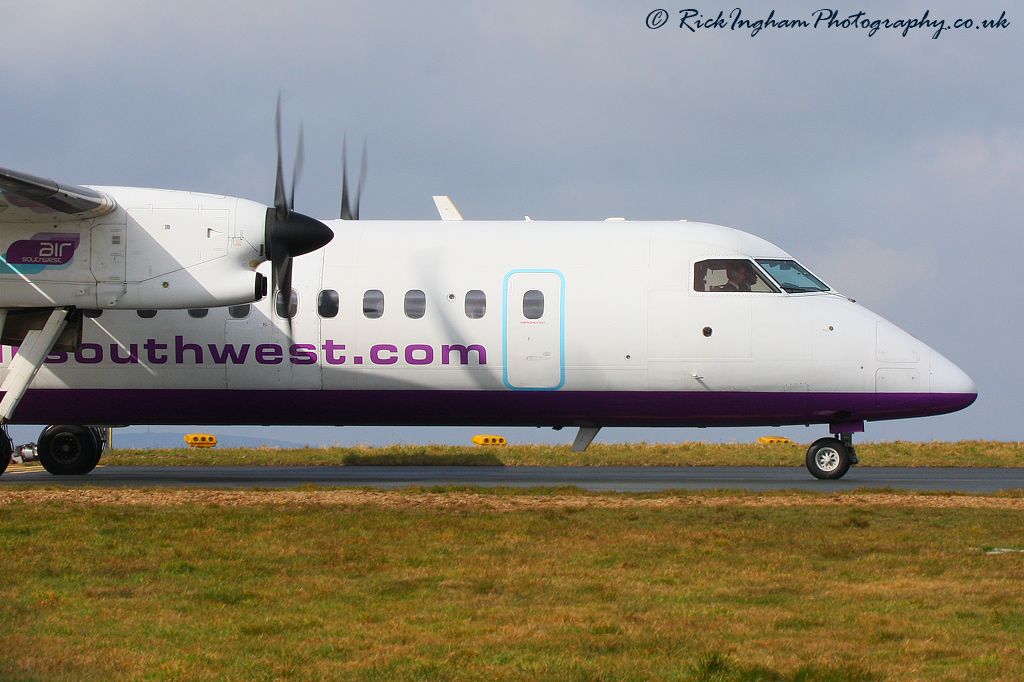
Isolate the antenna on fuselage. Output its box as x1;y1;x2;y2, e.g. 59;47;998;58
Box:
432;196;464;220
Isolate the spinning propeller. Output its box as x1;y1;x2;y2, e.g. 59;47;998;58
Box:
265;97;334;337
340;133;368;220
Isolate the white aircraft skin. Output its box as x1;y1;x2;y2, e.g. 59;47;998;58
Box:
0;179;977;480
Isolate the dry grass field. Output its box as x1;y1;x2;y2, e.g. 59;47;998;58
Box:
2;487;1023;681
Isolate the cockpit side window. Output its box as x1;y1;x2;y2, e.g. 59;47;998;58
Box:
755;259;830;293
693;259;779;293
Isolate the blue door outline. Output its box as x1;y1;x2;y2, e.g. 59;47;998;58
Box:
502;269;565;390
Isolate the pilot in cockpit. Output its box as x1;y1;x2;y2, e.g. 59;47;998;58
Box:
714;262;756;292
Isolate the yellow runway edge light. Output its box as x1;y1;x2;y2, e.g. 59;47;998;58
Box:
472;435;507;446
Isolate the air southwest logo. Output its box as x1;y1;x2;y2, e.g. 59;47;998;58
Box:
0;233;80;275
19;337;488;367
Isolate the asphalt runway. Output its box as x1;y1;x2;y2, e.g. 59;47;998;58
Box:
3;464;1023;493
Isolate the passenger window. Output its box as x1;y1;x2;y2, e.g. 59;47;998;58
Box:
228;304;250;319
465;290;486;319
318;290;339;318
188;308;209;319
693;259;778;293
363;290;384;319
275;290;297;319
83;309;102;318
137;310;157;319
405;290;426;319
523;290;544;319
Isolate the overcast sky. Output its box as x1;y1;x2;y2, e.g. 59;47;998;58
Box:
3;1;1020;447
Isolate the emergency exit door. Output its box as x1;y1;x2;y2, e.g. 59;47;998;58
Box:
503;270;565;389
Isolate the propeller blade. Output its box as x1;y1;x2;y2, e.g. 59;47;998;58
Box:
340;134;368;220
354;139;368;220
278;256;294;338
274;95;288;221
290;123;304;211
340;134;352;220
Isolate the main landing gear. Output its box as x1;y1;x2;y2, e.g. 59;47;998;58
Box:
36;425;106;476
805;432;859;480
1;426;12;476
2;307;92;478
0;425;105;478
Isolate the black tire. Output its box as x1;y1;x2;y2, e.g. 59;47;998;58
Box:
1;431;11;476
38;425;100;476
87;427;106;468
806;437;851;480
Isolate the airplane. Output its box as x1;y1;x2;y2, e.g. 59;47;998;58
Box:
0;115;977;480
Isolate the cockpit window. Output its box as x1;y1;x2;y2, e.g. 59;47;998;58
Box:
694;259;779;293
756;259;830;293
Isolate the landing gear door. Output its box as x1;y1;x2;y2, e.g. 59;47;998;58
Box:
503;270;565;390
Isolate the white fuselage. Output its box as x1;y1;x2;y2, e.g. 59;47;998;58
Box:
0;219;976;430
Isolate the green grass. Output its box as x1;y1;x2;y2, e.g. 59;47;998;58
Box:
2;490;1024;680
95;441;1024;468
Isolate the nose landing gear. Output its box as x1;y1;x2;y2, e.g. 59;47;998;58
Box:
805;432;858;480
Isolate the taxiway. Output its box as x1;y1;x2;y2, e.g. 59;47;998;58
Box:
2;465;1021;493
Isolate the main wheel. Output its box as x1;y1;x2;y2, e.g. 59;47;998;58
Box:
87;427;106;469
1;431;11;476
37;425;100;476
806;437;851;480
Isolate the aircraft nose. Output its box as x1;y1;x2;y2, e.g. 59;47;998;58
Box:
929;349;978;402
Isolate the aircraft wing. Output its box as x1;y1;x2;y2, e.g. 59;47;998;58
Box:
0;166;117;223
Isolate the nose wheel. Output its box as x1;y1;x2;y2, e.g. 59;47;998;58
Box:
806;434;857;480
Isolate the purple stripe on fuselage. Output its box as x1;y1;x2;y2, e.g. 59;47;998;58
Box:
5;389;977;427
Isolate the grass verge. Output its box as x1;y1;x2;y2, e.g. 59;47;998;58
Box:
89;441;1024;468
2;488;1023;681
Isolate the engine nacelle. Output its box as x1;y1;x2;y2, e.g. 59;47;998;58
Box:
0;187;270;310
